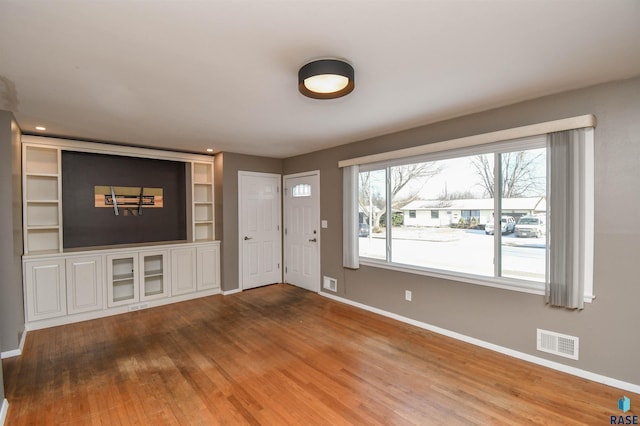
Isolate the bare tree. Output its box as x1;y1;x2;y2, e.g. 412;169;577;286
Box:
471;151;545;198
359;162;441;229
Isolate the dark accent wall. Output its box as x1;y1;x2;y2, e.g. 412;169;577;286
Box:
217;152;282;291
282;76;640;385
0;110;24;361
61;151;187;248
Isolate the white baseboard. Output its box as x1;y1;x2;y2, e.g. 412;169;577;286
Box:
0;327;27;359
222;288;241;296
319;291;640;395
1;399;8;425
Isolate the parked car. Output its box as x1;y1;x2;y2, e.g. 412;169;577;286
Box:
485;216;516;235
515;215;546;238
359;222;370;237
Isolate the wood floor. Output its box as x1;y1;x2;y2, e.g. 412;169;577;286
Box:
2;284;631;425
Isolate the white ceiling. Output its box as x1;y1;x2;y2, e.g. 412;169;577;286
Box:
1;1;639;158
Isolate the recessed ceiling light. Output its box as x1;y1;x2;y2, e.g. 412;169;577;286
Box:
206;148;214;153
35;126;46;131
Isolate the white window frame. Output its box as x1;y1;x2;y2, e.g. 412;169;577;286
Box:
353;131;594;302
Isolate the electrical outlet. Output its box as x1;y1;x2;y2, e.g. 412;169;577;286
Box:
405;290;412;301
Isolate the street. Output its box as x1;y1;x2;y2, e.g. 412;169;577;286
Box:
360;228;546;282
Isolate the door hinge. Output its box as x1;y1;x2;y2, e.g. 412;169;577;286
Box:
285;266;288;273
277;186;280;193
277;263;280;269
284;228;287;235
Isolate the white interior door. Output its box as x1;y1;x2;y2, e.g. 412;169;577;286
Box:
239;172;282;290
284;171;320;292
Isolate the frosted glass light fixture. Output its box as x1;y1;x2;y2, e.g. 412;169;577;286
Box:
298;59;355;99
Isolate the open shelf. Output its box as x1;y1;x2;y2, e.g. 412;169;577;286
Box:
23;145;61;254
25;146;59;175
26;175;59;201
26;203;60;227
193;162;213;184
194;223;214;241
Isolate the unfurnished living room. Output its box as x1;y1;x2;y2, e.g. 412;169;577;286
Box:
1;1;639;424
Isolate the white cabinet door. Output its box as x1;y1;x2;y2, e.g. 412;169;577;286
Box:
66;256;104;314
171;247;197;295
24;259;66;321
140;250;169;301
197;244;220;291
107;253;139;307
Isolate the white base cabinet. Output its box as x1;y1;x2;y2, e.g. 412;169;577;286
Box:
24;259;67;322
23;241;220;330
171;247;198;296
197;244;220;291
66;256;103;315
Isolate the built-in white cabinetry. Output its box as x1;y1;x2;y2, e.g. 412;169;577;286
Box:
21;136;220;331
23;145;62;254
171;247;197;295
22;241;220;330
192;161;214;242
66;256;104;315
197;244;220;291
24;259;67;322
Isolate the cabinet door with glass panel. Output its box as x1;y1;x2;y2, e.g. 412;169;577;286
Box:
107;252;139;307
139;250;169;301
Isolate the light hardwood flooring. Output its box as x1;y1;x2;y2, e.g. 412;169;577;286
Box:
2;283;633;425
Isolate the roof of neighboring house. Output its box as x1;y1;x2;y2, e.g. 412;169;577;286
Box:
401;197;546;212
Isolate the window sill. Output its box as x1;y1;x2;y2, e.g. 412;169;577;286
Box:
358;258;595;303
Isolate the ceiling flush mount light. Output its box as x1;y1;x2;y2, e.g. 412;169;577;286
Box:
35;126;46;131
298;59;354;99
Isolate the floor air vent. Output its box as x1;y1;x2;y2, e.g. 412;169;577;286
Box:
537;329;579;360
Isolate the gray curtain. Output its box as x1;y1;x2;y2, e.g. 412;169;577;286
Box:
546;129;585;309
343;165;360;269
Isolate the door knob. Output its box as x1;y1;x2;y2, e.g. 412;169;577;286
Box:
309;238;317;242
244;236;252;240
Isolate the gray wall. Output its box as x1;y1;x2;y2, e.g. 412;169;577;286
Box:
217;152;282;291
282;76;640;385
0;110;24;355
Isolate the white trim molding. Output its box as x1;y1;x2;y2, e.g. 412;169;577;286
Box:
0;329;26;359
222;288;242;296
338;114;596;168
319;291;640;395
1;399;8;426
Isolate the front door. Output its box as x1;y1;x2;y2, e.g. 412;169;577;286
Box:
284;171;320;292
238;172;282;290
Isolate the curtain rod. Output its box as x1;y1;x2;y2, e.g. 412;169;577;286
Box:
338;114;596;168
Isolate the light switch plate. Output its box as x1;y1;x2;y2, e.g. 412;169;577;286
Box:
321;220;328;228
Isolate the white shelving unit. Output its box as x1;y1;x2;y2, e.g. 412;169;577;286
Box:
192;161;214;242
21;136;220;330
23;145;62;254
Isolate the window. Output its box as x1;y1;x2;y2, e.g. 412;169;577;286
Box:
345;118;594;304
355;135;566;293
291;183;311;197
